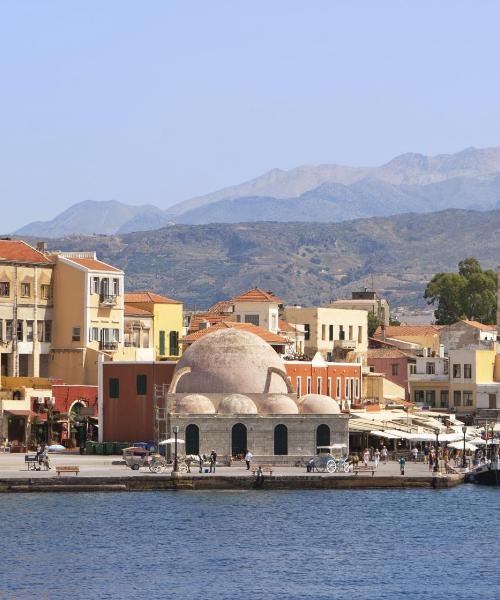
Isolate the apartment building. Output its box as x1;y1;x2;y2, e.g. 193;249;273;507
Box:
283;306;368;361
330;289;390;326
372;325;441;354
0;240;54;378
232;288;282;334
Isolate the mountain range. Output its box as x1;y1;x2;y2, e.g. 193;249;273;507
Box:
22;208;500;310
13;146;500;237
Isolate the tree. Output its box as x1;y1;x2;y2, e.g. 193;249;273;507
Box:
424;258;497;325
368;312;381;337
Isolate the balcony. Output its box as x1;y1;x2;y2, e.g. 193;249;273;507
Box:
409;372;448;382
334;339;357;350
99;294;118;307
99;341;118;352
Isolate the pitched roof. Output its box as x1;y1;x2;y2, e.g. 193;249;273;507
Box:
206;300;233;314
231;287;283;304
461;319;497;331
124;292;181;305
278;319;298;333
367;348;412;360
0;240;52;264
124;304;153;317
181;321;288;345
374;325;440;338
66;257;122;273
188;313;230;333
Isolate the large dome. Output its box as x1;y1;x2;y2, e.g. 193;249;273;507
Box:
218;394;258;414
299;394;341;414
173;328;289;394
175;394;216;414
260;394;299;415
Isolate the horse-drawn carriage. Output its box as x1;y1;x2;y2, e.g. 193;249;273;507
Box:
122;447;205;473
311;444;350;473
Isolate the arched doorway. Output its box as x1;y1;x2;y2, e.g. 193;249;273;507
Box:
185;424;200;455
231;423;247;457
274;424;288;455
316;424;330;447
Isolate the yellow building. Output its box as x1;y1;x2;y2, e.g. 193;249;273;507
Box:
124;292;183;360
49;252;135;385
0;240;54;379
373;325;441;354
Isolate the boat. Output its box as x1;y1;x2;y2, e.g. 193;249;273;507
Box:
468;458;500;486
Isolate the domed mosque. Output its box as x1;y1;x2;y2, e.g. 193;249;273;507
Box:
168;328;348;462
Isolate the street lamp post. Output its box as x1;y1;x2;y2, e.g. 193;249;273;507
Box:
462;425;467;470
434;428;440;473
173;425;179;473
46;396;55;444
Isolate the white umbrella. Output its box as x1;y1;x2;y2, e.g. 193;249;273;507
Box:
467;437;486;445
159;438;185;445
447;441;477;452
47;444;65;452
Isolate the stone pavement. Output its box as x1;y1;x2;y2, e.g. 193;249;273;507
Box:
0;453;440;479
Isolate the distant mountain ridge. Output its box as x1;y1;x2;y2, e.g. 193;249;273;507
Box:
12;146;500;236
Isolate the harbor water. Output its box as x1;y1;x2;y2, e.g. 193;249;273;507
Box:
1;486;498;599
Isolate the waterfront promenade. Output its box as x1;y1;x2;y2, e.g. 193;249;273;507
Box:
0;453;464;491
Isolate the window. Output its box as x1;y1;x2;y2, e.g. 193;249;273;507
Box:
185;424;200;455
339;326;345;341
391;363;399;376
244;314;260;326
440;390;449;408
91;327;99;342
26;321;34;342
453;390;461;406
72;327;81;342
452;364;461;378
235;314;241;322
274;424;288;455
113;278;120;296
358;326;363;344
136;374;147;395
44;321;52;343
414;390;424;403
345;378;350;399
159;331;166;355
41;284;51;300
329;324;334;341
169;331;179;356
92;277;99;294
317;377;322;395
348;325;353;341
489;394;497;409
6;320;13;340
463;391;473;406
16;320;23;341
0;282;10;296
425;390;435;406
327;377;332;397
464;364;472;379
306;377;312;394
316;424;330;447
296;376;302;397
336;377;341;399
271;313;277;331
426;362;435;375
355;378;359;399
321;324;326;341
21;283;30;297
109;378;120;398
304;324;310;341
112;329;120;343
409;364;417;375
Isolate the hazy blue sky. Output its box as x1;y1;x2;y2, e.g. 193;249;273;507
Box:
2;0;500;230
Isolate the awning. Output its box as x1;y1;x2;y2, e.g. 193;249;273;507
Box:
369;430;401;440
5;410;37;417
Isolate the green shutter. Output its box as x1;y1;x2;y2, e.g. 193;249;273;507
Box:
159;331;165;356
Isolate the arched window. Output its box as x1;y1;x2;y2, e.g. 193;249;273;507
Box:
316;424;330;447
185;424;200;455
231;423;247;457
274;424;288;455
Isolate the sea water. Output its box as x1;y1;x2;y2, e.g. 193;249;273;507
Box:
0;486;498;600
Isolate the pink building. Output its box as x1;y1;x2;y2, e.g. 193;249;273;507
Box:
367;348;413;399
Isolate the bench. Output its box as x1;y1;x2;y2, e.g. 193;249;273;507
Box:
25;455;38;471
251;465;273;476
55;466;80;476
352;466;377;477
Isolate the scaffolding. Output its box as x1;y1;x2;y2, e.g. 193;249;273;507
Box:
153;383;169;453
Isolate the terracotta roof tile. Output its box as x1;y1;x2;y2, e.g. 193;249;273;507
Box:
231;287;283;304
278;319;298;333
367;348;412;359
67;257;122;273
461;319;496;331
374;325;440;338
206;300;233;314
181;321;288;345
124;304;153;316
124;292;181;305
188;313;231;333
0;240;52;264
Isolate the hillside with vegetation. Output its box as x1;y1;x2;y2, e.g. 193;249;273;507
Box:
31;208;500;310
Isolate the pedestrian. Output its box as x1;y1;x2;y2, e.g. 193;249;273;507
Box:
363;448;370;467
373;448;380;468
399;456;406;475
411;447;418;462
209;450;217;473
199;453;204;473
245;449;253;470
381;445;388;464
255;466;265;487
423;445;429;464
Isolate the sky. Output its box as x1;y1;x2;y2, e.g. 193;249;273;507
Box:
1;0;500;231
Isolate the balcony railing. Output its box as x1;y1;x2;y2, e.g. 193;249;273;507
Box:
334;339;357;350
99;294;118;306
99;341;118;352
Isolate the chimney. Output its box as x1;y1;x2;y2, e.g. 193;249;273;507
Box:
36;241;47;253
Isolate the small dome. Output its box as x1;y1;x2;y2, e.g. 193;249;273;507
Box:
299;394;341;414
260;394;299;415
218;394;258;415
173;328;288;394
175;394;216;414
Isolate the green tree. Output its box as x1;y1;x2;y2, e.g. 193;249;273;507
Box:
368;311;381;337
424;258;497;325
